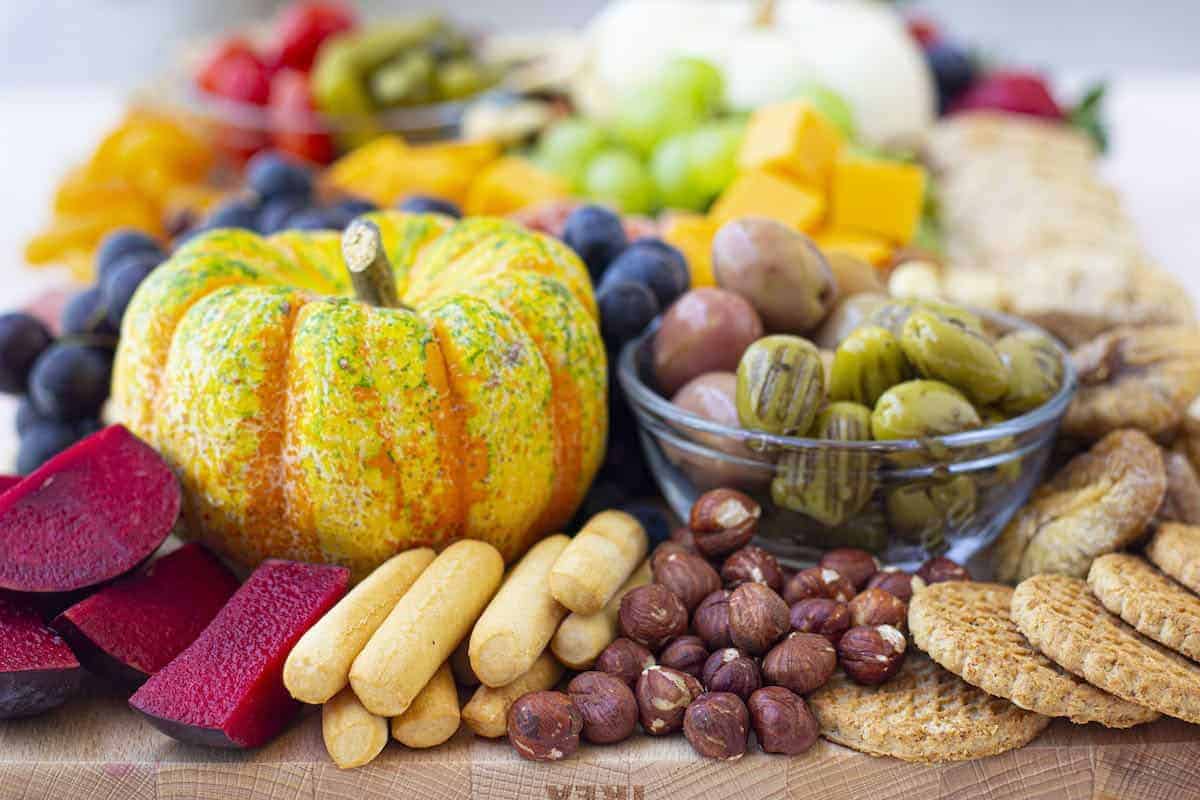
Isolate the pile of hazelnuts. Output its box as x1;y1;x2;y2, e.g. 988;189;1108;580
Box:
506;487;972;762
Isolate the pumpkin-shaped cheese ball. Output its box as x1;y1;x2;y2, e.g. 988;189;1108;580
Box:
112;213;606;576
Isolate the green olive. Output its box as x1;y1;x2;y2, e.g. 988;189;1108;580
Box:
771;402;874;526
977;407;1022;484
736;335;825;436
900;309;1010;405
871;380;982;441
886;476;977;549
865;298;984;338
996;330;1063;414
829;325;913;407
814;503;890;552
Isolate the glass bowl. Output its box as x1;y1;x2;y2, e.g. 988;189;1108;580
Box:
617;310;1078;570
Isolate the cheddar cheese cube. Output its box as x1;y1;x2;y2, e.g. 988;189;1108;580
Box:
661;213;719;287
814;228;894;268
710;171;826;233
465;157;570;217
737;101;844;189
829;157;927;244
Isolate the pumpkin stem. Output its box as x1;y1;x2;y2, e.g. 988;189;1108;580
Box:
342;219;409;310
753;0;776;26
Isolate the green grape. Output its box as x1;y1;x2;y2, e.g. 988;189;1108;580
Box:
651;135;708;211
612;85;703;157
686;120;744;200
658;56;725;115
535;118;609;189
794;82;857;141
584;150;657;214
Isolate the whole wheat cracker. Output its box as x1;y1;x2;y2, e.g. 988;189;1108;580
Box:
1145;523;1200;594
1011;574;1200;723
1088;553;1200;663
909;581;1157;727
807;653;1050;764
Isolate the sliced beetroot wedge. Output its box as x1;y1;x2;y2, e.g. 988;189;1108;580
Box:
129;559;348;748
0;425;179;593
0;593;82;719
0;475;20;494
53;543;241;687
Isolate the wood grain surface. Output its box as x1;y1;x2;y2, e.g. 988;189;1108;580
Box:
0;677;1195;800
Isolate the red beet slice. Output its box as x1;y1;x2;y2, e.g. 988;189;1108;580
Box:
0;593;82;719
129;559;348;748
0;425;180;593
53;543;240;687
0;475;20;494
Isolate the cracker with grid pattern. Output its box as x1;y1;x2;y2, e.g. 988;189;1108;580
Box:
807;653;1050;764
1088;553;1200;663
909;581;1157;727
1012;573;1200;723
1145;522;1200;595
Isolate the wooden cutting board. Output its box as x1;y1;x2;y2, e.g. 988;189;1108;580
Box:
0;678;1194;800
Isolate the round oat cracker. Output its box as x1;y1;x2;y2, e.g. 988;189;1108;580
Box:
1012;573;1200;724
1088;553;1200;663
909;581;1157;727
1145;523;1200;595
807;653;1050;764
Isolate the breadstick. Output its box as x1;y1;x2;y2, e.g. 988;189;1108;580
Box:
470;534;571;687
285;548;435;704
350;540;504;717
549;511;648;614
461;652;563;738
322;688;389;769
551;558;652;669
390;663;461;749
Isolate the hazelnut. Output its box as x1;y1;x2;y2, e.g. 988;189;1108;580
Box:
507;691;583;762
720;545;784;593
683;692;749;760
658;635;709;678
619;584;688;650
635;665;703;735
916;556;972;585
700;647;762;700
670;526;698;551
653;550;722;612
692;589;733;650
651;541;693;572
595;638;656;687
762;632;837;694
689;489;761;558
748;686;819;755
818;548;880;591
848;588;908;629
865;567;924;602
566;671;638;744
783;567;856;605
789;598;851;645
837;624;907;686
728;582;790;655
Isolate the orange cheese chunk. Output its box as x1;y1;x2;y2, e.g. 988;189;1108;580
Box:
710;171;826;233
661;213;718;287
830;157;926;244
814;228;894;268
737;101;843;189
465;157;570;217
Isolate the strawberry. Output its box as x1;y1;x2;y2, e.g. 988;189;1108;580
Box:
271;1;357;73
950;71;1064;120
269;68;335;164
196;37;271;106
906;15;941;49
